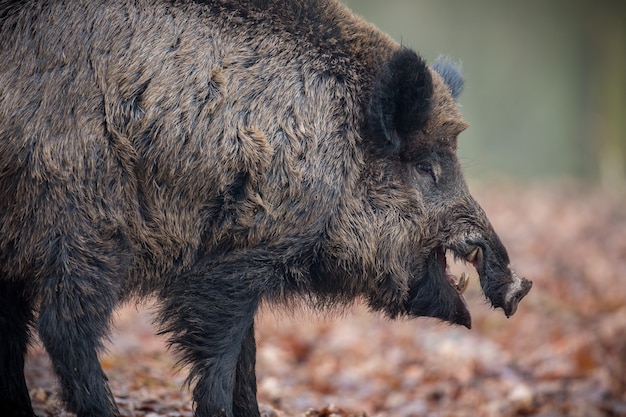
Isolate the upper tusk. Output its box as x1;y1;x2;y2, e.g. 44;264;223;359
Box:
466;247;480;263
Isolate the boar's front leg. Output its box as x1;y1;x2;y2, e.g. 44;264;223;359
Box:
232;323;260;417
157;260;263;417
36;257;121;417
0;280;36;417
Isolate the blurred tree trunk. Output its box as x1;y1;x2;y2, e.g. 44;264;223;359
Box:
585;1;626;189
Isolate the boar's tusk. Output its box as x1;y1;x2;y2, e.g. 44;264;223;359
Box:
466;247;481;264
455;272;469;294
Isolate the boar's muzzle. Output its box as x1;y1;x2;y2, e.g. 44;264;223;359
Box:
464;241;533;318
446;225;532;320
407;222;532;329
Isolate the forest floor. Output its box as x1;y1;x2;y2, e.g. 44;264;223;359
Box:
26;182;626;417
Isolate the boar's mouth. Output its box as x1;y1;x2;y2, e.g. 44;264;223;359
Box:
435;245;474;327
406;241;531;329
440;246;473;296
406;246;474;329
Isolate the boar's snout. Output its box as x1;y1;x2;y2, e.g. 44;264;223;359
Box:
447;221;532;319
503;269;533;317
409;197;532;327
467;243;533;317
404;221;533;329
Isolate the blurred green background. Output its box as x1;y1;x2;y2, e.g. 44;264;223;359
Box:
343;0;625;187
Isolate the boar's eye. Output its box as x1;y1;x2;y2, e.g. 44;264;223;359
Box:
415;162;437;183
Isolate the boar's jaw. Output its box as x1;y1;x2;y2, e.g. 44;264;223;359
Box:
406;246;472;329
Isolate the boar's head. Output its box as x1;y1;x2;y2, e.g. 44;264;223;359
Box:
324;49;531;329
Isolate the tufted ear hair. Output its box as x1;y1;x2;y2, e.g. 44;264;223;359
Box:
368;48;434;154
432;57;464;101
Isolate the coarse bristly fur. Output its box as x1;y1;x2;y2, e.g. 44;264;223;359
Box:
0;0;532;416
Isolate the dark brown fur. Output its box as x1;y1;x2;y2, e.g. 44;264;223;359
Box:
0;1;531;416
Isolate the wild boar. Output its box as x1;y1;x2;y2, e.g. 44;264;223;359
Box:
0;0;532;416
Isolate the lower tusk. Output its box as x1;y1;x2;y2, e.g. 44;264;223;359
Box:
456;272;469;294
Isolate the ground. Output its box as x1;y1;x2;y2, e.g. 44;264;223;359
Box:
25;183;626;417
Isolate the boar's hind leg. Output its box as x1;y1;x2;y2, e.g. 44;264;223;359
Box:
157;262;263;417
36;269;120;417
0;280;36;417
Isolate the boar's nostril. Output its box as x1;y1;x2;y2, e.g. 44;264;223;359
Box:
503;275;533;317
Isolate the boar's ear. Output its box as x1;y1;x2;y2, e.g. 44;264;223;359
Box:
369;48;434;154
432;57;464;101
